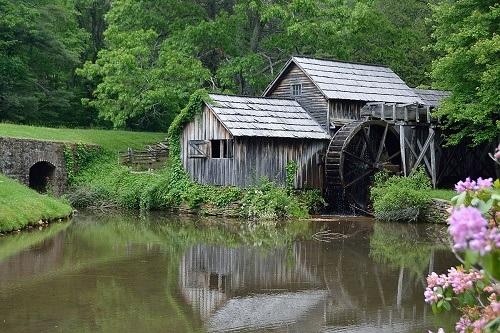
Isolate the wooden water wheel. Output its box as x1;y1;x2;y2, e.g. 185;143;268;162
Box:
325;120;401;214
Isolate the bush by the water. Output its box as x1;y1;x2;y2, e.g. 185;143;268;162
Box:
370;168;432;222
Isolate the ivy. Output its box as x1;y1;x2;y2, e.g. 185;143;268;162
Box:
63;143;101;184
285;160;298;192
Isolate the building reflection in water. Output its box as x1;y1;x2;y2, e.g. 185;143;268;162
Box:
179;221;454;333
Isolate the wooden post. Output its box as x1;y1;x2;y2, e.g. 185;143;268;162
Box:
399;124;407;176
415;105;420;123
429;127;437;188
426;106;431;123
380;103;385;121
127;148;133;164
392;104;396;122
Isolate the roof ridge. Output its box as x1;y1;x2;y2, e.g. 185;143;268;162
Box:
292;55;391;69
208;92;296;101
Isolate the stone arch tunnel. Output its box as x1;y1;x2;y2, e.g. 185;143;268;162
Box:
0;137;69;195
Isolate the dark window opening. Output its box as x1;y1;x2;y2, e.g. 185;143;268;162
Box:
29;161;55;193
291;83;302;96
211;139;234;159
211;140;221;158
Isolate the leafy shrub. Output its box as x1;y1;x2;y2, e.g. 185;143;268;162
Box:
64;185;114;209
370;168;432;222
296;189;327;214
240;178;308;220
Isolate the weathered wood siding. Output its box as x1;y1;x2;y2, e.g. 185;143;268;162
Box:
181;106;327;189
181;106;235;186
233;137;326;189
328;100;365;124
265;64;329;129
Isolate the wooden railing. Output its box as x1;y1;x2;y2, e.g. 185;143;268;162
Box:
118;140;168;171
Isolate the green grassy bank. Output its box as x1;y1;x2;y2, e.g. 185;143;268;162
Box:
0;123;165;151
0;175;73;232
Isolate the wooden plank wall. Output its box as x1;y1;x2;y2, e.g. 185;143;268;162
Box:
265;64;329;129
181;107;234;186
181;107;327;189
328;100;364;123
233;137;326;189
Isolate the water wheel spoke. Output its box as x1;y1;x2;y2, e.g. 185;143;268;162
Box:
360;129;376;162
344;169;374;188
375;123;389;163
343;150;373;167
385;150;401;162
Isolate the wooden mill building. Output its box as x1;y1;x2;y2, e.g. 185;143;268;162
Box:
180;56;496;212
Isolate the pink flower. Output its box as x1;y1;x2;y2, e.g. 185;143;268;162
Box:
455;177;476;193
495;144;500;159
475;177;493;190
448;207;488;252
427;272;448;288
455;316;471;333
447;267;482;294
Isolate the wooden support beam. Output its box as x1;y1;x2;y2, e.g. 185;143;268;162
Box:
410;130;435;176
392;104;396;121
426;106;431;123
399;124;407;176
415;106;420;123
404;106;409;122
429;127;437;188
406;137;432;175
380;103;385;121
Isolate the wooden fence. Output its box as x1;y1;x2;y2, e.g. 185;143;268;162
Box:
118;141;168;171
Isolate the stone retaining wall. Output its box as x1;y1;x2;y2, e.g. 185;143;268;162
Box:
422;198;451;224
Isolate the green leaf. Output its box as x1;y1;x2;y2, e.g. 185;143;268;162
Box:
480;251;500;280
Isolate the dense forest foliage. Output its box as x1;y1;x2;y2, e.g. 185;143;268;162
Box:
0;0;498;144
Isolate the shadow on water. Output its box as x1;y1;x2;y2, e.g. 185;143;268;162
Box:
0;212;457;333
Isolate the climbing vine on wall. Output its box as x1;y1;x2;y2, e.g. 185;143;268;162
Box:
63;143;101;183
285;160;298;192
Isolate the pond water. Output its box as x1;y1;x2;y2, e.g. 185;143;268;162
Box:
0;212;457;333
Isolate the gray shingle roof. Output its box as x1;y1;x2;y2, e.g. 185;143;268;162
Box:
207;94;330;139
291;56;423;104
412;88;450;108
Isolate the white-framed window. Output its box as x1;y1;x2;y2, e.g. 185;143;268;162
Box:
211;139;234;159
291;83;302;96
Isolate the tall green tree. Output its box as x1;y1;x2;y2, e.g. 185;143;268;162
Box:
78;0;210;130
431;0;500;145
0;0;89;126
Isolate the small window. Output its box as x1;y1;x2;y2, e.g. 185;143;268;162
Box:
291;83;302;96
211;139;234;159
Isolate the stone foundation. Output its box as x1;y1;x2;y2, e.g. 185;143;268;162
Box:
422;199;451;224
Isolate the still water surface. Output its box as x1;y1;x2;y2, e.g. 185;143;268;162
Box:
0;213;457;333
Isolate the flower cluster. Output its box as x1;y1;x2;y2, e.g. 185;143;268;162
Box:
424;268;483;304
448;207;492;254
455;292;500;333
455;177;493;193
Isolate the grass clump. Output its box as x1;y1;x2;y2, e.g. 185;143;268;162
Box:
370;168;432;222
0;175;72;232
429;189;455;201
